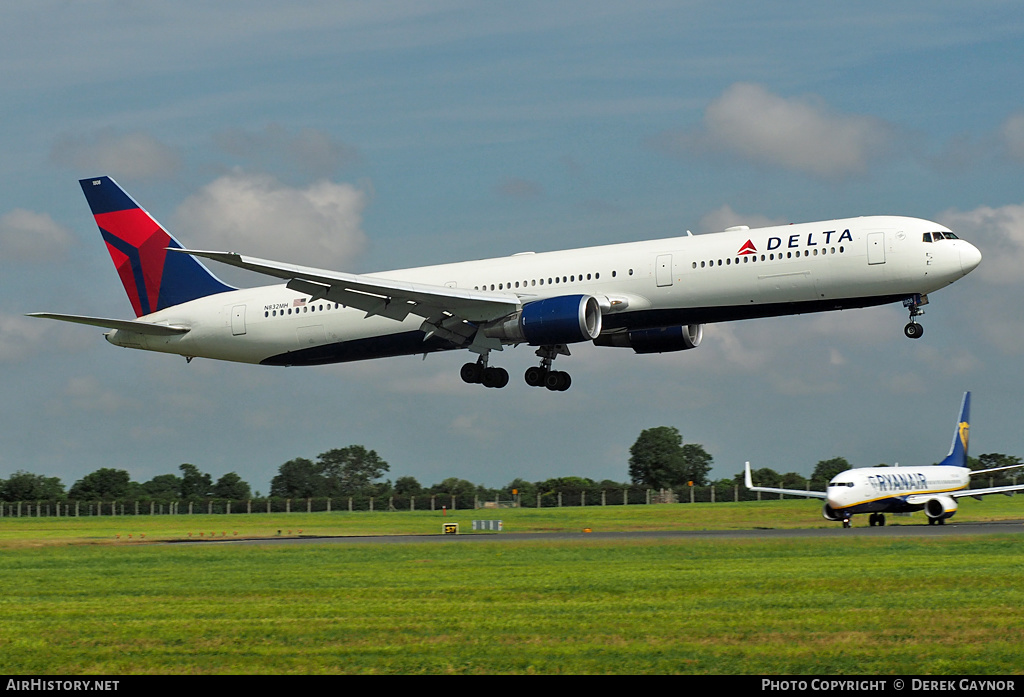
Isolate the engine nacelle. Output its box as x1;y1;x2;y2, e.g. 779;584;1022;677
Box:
593;324;703;354
822;504;844;522
484;295;602;346
924;495;958;521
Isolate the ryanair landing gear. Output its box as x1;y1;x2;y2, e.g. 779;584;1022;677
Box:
460;355;509;389
903;294;928;339
842;517;852;529
524;345;572;391
868;512;886;527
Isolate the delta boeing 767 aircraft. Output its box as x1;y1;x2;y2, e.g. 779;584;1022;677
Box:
745;393;1024;527
31;176;982;390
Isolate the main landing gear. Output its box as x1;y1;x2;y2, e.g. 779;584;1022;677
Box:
524;345;572;391
903;294;928;339
460;355;509;389
460;345;573;391
868;512;886;527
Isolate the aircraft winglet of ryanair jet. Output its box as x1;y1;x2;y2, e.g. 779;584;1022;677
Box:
745;392;1024;527
31;176;982;391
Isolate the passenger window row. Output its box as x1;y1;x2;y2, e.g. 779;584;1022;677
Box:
473;268;635;292
693;246;846;269
265;303;340;318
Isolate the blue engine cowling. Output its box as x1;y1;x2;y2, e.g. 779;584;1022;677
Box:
484;295;602;345
593;324;703;354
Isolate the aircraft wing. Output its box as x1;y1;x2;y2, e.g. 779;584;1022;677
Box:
969;462;1024;477
949;483;1024;501
26;313;190;336
743;462;828;499
175;250;522;328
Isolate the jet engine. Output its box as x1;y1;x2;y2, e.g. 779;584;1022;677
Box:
484;294;602;346
593;324;703;354
924;495;958;521
822;504;844;522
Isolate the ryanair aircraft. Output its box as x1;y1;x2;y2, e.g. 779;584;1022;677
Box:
745;393;1024;527
31;177;981;391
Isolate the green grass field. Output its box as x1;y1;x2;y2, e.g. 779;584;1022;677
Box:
2;496;1021;547
1;499;1022;674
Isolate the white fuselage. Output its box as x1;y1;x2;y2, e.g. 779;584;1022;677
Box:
105;215;981;366
825;465;971;515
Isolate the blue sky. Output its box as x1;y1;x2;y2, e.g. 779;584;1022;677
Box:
2;2;1024;493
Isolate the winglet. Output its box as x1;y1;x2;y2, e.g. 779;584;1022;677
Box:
744;461;754;489
938;391;970;468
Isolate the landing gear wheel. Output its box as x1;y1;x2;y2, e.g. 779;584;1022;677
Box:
904;322;924;339
842;518;851;529
524;366;546;387
877;514;885;527
544;370;571;392
460;362;482;384
482;367;509;389
869;513;877;527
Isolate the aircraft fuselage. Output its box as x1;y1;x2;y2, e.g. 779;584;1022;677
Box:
105;215;980;366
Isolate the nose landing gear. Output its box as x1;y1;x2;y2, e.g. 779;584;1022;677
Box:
902;294;928;339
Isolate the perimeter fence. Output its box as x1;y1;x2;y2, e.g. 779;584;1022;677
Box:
0;483;839;517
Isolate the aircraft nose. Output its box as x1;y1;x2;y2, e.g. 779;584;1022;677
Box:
959;242;982;275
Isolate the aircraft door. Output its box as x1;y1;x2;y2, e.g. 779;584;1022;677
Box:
655;254;673;287
231;305;246;336
867;232;886;265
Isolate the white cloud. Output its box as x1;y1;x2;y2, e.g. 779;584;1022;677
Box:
1000;113;1024;161
173;171;369;269
50;131;182;180
59;376;140;414
938;203;1024;285
214;124;360;179
0;209;74;261
0;313;53;362
659;83;893;178
697;205;787;234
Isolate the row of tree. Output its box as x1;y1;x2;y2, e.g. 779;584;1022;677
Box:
0;464;251;503
2;428;1020;504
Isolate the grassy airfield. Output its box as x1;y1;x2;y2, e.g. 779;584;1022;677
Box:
1;499;1022;674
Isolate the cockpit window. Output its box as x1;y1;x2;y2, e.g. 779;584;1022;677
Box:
932;232;945;240
922;233;932;243
945;232;958;239
828;481;853;488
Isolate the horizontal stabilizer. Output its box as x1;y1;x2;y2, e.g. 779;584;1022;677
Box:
27;313;190;336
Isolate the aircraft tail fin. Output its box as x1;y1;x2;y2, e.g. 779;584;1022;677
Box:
79;177;234;317
938;391;970;467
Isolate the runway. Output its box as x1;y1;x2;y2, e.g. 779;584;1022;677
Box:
174;519;1024;546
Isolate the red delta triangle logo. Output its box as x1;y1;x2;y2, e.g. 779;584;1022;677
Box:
737;239;757;255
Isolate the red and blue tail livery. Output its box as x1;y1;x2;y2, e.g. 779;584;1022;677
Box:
80;177;233;317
